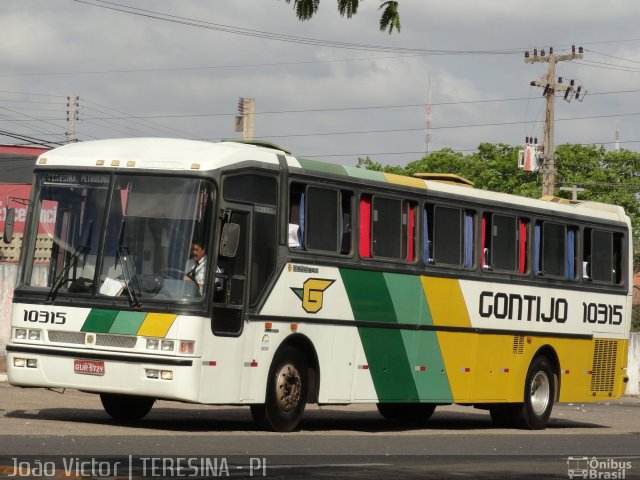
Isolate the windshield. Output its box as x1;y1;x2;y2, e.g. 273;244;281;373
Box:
22;172;215;305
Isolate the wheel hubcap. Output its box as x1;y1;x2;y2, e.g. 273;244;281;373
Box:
275;362;302;412
529;371;550;416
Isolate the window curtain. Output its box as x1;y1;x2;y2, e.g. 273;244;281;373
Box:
566;228;575;279
533;222;541;275
359;197;372;258
422;208;430;265
463;211;473;268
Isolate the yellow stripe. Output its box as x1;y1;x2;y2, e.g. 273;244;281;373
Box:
421;277;474;401
382;172;427;189
136;313;176;337
421;276;470;327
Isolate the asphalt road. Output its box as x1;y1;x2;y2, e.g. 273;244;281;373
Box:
0;382;639;479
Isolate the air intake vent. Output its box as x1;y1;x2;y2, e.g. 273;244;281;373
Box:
590;339;618;394
512;336;524;354
48;330;85;344
95;334;137;349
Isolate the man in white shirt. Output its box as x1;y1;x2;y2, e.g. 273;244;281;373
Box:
185;242;207;290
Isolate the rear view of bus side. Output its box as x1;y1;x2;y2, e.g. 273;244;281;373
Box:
7;138;631;431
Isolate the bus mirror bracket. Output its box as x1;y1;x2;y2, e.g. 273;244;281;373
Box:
220;223;240;257
3;207;15;244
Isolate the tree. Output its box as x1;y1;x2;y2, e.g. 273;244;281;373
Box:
283;0;401;33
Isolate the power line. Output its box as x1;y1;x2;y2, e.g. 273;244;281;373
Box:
73;0;521;56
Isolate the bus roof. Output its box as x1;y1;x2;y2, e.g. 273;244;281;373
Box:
36;138;628;225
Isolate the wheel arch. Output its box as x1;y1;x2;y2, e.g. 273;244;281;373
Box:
274;333;320;404
532;345;561;401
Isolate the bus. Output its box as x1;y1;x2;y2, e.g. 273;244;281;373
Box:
6;138;631;431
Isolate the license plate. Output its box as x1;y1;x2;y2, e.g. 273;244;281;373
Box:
74;359;105;376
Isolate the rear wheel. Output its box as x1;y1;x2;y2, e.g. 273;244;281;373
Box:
376;403;436;422
252;346;308;432
100;393;155;421
518;355;555;429
488;355;555;430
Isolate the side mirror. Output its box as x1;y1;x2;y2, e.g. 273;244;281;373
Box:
3;207;15;244
220;222;240;257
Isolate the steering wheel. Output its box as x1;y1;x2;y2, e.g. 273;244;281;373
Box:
158;268;190;280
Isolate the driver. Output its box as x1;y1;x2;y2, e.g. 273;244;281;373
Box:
185;242;207;290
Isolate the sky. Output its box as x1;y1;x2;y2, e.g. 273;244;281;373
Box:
2;0;640;168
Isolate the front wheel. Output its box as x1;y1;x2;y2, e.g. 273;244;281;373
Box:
252;346;308;432
100;393;155;421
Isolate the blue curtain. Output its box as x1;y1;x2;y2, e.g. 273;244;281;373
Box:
463;211;473;268
566;228;575;279
298;192;305;249
534;222;541;275
423;208;430;265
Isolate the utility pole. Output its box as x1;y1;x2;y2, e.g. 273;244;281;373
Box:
559;185;586;201
424;74;432;156
234;97;255;140
66;95;79;143
525;46;585;196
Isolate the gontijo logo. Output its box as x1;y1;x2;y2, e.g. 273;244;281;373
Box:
291;278;335;314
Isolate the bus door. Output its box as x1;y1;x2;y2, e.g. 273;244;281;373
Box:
212;207;250;336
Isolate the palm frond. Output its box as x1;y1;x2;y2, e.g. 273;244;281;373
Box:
286;0;319;21
338;0;360;18
379;1;401;34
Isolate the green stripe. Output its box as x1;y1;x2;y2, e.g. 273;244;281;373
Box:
81;309;118;333
343;165;387;183
297;158;348;176
383;273;425;326
341;269;454;403
340;269;418;401
109;311;147;335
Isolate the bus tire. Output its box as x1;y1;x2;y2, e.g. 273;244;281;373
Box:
100;393;155;421
518;355;555;430
254;346;308;432
376;403;436;422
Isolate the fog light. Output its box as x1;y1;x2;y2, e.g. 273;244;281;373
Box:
179;341;194;354
146;369;159;379
26;359;38;368
161;340;174;352
14;329;27;340
13;358;26;368
160;370;173;381
146;339;159;350
28;330;41;341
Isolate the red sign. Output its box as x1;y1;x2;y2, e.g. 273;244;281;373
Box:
0;184;57;235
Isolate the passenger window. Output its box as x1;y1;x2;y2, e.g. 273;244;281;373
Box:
290;183;352;254
584;229;623;284
433;206;474;268
535;221;576;279
359;195;416;261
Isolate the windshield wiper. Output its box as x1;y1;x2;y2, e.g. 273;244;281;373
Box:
116;219;141;308
48;221;93;302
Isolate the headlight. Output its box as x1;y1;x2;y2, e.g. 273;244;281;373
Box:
146;339;159;350
161;340;174;352
14;329;27;340
28;330;41;341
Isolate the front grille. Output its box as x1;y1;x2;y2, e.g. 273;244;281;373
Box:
591;339;618;394
48;330;85;344
48;330;137;349
95;334;137;349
